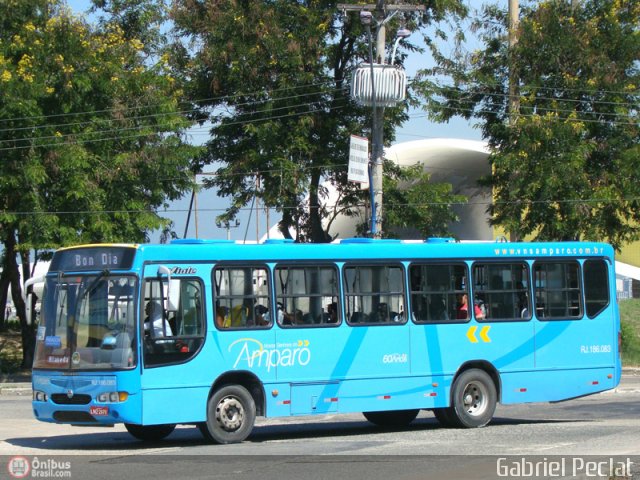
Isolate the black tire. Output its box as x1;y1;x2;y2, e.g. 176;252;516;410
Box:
449;368;497;428
432;407;457;427
200;384;256;444
124;423;176;441
363;409;419;427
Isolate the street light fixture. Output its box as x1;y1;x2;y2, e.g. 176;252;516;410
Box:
216;219;240;240
359;10;373;25
390;28;411;65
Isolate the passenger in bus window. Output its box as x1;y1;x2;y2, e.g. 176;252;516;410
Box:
144;301;174;337
457;294;484;320
327;302;338;323
215;306;229;328
264;302;285;325
474;297;486;319
429;294;448;320
230;304;248;327
254;304;269;326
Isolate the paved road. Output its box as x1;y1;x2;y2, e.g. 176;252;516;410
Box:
1;374;639;479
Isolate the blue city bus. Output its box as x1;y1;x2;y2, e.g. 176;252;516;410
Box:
30;238;621;443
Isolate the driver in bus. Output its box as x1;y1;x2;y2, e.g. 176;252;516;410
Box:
144;301;174;337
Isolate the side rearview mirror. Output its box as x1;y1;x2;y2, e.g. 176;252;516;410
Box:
157;266;180;312
23;276;45;326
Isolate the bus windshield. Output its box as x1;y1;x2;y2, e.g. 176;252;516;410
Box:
33;273;138;370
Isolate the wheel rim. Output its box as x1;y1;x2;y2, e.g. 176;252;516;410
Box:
216;395;245;432
462;381;489;417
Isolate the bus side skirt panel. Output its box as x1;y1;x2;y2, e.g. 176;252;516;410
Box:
500;367;617;404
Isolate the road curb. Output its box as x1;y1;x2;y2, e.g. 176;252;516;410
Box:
0;384;31;396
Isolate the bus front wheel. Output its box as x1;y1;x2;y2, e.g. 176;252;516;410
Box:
449;368;497;428
363;409;419;428
200;384;256;444
124;423;176;441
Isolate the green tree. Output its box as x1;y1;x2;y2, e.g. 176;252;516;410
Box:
0;0;198;366
351;161;466;239
382;162;466;238
416;0;639;249
171;0;467;242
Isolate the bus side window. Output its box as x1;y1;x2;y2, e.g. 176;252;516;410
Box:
410;263;468;323
472;262;531;321
274;265;340;328
213;266;271;330
344;264;406;326
583;260;609;318
533;262;582;321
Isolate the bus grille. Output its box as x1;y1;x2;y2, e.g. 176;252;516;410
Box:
51;393;92;405
53;411;98;423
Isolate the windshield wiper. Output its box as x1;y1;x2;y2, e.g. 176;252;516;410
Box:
74;269;110;318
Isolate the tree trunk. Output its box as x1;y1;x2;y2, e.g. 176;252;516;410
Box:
308;170;331;243
4;230;34;368
0;258;10;330
278;207;295;240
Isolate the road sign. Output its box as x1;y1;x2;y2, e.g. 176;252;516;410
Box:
348;135;369;184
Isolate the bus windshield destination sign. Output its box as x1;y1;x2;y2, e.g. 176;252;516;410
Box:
49;247;136;272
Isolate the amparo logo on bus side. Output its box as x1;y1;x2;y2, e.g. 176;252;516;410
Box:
229;338;311;372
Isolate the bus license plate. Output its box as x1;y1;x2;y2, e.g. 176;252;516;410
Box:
90;406;109;416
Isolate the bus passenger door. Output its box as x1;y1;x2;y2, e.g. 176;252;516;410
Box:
139;265;213;425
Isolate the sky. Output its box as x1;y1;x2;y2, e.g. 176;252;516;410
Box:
67;0;487;242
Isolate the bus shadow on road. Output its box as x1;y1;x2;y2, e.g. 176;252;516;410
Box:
4;415;589;451
246;415;588;443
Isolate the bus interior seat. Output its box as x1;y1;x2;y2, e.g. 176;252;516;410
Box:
350;312;368;323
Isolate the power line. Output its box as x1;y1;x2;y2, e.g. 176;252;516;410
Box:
421;84;639;110
2;93;635;152
416;76;639;98
0;101;353;152
0;80;343;126
406;106;638;126
0;96;353;147
0;74;635;133
4;196;640;217
0;84;350;135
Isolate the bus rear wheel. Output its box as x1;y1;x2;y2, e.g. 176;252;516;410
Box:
363;409;419;428
124;423;176;441
449;368;497;428
200;384;256;444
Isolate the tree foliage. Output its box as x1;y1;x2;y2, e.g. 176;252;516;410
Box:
351;161;466;239
170;0;467;242
416;0;639;249
0;0;198;365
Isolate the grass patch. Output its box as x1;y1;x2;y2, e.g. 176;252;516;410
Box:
0;329;25;377
620;298;640;367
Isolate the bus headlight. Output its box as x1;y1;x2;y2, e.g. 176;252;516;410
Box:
33;390;48;402
97;391;128;403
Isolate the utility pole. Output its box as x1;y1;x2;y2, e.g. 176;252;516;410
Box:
508;0;519;242
508;0;519;126
340;2;424;238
